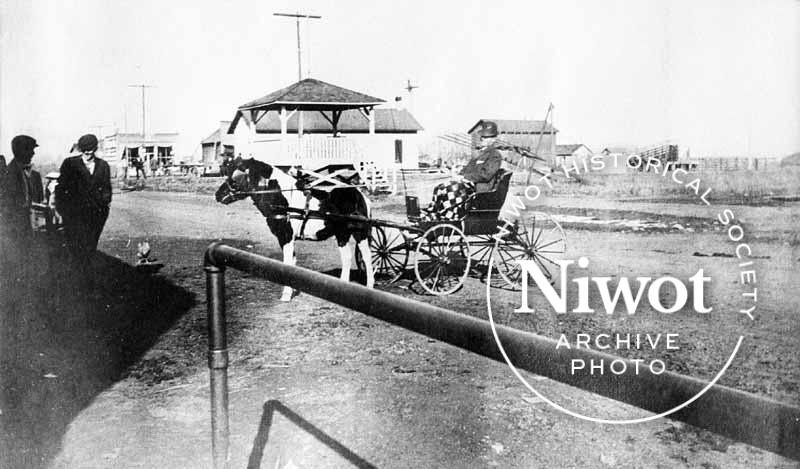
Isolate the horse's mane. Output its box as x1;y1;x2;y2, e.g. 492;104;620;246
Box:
239;158;274;180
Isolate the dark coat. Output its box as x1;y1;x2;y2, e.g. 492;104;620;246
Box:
55;155;112;223
460;145;503;184
0;159;40;236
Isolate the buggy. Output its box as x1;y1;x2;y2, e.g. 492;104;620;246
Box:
361;168;567;295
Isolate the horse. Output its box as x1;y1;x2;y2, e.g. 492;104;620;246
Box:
215;157;374;301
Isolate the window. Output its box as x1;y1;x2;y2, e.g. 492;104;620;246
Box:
395;139;403;164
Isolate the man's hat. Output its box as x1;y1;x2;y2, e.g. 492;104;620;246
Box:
478;121;499;138
77;134;99;152
11;135;38;155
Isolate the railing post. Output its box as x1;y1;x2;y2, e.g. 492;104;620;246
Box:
205;265;229;469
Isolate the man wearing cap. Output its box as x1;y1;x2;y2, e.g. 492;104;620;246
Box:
56;134;112;259
0;135;40;247
460;120;503;186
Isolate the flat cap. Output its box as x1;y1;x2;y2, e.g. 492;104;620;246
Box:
478;121;498;138
11;135;38;154
77;134;99;152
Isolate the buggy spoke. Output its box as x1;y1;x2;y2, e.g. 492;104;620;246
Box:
385;255;406;271
430;266;443;290
532;225;544;247
444;227;455;250
498;244;534;253
386;231;402;246
535;238;564;251
533;255;553;280
535;252;560;268
419;258;438;275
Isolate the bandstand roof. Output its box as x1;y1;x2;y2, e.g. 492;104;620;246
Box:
237;78;385;112
229;78;386;134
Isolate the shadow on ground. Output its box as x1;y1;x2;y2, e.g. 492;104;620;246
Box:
248;400;376;469
0;236;195;468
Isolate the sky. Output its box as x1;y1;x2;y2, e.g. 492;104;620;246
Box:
1;0;798;163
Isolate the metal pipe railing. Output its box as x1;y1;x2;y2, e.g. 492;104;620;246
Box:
205;265;229;469
204;242;800;466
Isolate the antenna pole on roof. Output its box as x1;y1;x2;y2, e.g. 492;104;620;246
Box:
274;12;322;80
128;84;154;140
90;124;110;138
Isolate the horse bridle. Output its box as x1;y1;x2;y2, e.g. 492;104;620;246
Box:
219;179;242;204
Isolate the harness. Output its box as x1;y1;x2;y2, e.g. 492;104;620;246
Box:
252;177;317;240
295;191;316;240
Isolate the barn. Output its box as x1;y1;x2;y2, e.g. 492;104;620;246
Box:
227;78;424;170
467;119;558;157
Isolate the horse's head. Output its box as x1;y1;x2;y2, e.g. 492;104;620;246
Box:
214;157;275;205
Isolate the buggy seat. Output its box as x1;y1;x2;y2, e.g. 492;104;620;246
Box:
471;169;512;210
405;169;513;234
463;169;513;234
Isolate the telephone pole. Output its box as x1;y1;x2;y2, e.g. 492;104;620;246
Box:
273;12;322;80
128;84;154;139
90;124;110;138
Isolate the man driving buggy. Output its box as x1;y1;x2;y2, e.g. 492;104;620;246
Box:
460;120;503;186
421;120;504;221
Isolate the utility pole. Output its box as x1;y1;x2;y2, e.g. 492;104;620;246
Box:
128;84;154;139
274;12;322;140
90;124;109;138
273;12;322;80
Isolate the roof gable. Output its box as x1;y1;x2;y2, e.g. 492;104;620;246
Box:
556;144;590;155
239;78;385;110
201;121;234;145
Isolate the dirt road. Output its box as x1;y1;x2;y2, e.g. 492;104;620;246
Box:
3;189;797;468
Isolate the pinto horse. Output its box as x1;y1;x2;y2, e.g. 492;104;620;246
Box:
215;157;374;301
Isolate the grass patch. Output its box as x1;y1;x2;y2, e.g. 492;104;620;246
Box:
515;168;800;203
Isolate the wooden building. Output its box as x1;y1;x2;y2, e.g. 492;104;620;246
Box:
200;121;236;171
554;143;593;168
467;119;558;157
101;131;178;176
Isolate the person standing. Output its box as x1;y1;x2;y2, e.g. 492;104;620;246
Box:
55;134;112;259
132;155;146;180
0;135;39;247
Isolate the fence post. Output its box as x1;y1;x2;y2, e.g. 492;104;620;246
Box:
205;265;230;469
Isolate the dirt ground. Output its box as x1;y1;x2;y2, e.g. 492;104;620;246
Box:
1;181;798;468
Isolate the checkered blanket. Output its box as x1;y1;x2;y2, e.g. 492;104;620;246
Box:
421;178;476;222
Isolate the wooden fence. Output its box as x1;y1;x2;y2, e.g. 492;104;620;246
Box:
283;136;363;166
673;157;782;171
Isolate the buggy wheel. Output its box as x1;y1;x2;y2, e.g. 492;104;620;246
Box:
494;211;567;290
361;225;409;284
469;234;496;266
414;223;471;296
